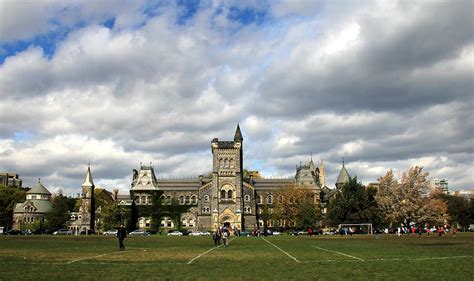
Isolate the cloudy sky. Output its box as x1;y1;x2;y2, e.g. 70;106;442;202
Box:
0;0;473;195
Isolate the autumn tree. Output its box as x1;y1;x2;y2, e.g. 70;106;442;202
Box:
273;184;320;230
375;166;449;228
435;194;473;229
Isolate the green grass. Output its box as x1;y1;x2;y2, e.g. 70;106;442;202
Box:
0;233;473;280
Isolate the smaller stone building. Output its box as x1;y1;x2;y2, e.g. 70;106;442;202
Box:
13;179;52;230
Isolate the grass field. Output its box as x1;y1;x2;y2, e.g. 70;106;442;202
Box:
1;233;473;280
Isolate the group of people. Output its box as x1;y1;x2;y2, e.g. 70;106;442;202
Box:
212;227;231;247
394;224;457;237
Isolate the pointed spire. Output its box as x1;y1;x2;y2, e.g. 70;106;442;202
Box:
82;165;95;188
234;124;243;141
336;161;350;187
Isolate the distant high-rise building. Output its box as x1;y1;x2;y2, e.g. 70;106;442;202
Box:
0;173;22;188
429;178;449;194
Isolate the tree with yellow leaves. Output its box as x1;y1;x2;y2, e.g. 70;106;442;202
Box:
376;166;449;228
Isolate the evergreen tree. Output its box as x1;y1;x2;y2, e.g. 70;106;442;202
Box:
327;177;381;227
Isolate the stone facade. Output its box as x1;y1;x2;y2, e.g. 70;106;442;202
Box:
130;125;343;231
13;180;52;230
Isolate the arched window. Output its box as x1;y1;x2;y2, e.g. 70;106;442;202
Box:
221;190;226;199
191;195;197;204
230;159;234;168
167;195;172;204
189;220;195;227
278;195;283;204
142;196;147;205
179;196;184;205
244;206;251;213
147;196;151;205
185;196;190;204
257;196;262;204
135;196;140;204
204;195;210;202
244;195;250;202
267;195;273;204
228;190;233;200
219;159;224;167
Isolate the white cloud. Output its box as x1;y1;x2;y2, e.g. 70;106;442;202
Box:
0;1;472;194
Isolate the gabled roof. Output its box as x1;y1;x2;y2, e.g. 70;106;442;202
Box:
27;180;51;195
14;199;52;213
336;164;350;185
234;124;243;141
82;166;95;188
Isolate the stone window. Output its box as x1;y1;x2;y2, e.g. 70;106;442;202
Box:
244;206;251;213
221;190;226;199
278;195;283;204
135;196;140;204
267;195;273;204
167;195;172;204
179;196;185;205
244;195;250;202
227;190;233;200
185;196;190;204
191;195;197;204
257;196;262;204
204;195;210;202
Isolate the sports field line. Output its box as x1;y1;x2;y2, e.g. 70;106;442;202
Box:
187;236;237;265
67;249;136;264
261;236;300;263
311;246;365;261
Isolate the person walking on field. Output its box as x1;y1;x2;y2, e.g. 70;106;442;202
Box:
117;224;127;251
222;230;229;247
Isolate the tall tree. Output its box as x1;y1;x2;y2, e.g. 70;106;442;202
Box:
0;184;26;229
273;184;320;229
45;192;73;229
296;196;322;229
327;176;381;227
436;194;473;229
101;203;128;230
375;166;449;228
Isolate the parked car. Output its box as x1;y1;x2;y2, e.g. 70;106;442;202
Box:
272;231;282;235
129;230;151;236
167;230;183;236
291;230;307;236
53;229;72;235
80;229;96;235
103;229;118;236
6;229;22;235
189;231;201;236
199;231;211;236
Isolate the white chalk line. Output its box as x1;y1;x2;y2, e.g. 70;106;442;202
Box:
67;249;136;264
311;246;365;261
261;236;300;263
187;236;237;265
